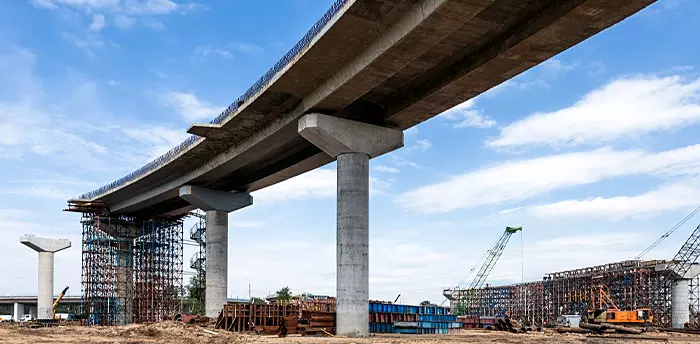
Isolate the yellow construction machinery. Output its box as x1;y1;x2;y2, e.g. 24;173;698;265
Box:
53;286;69;320
585;286;652;325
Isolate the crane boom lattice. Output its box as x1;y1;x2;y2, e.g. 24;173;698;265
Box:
443;226;522;314
670;223;700;279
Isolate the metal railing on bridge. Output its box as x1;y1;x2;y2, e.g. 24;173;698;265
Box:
78;0;350;201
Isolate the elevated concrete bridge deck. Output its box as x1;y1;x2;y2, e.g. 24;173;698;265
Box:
70;0;655;218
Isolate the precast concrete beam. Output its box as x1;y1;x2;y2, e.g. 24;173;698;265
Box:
20;235;71;320
298;113;403;158
179;185;253;212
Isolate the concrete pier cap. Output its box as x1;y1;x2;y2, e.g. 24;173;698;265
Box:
298;113;403;337
20;235;71;320
298;113;404;158
178;185;253;212
20;235;71;253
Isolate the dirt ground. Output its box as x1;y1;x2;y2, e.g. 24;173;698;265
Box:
0;321;698;344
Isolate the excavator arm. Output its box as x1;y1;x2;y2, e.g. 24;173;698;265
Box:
52;286;69;318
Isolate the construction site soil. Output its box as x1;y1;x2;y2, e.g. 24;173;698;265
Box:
1;321;697;344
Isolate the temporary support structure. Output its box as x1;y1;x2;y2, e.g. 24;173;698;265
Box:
456;260;673;326
80;212;183;325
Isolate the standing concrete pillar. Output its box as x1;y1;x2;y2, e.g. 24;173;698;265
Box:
20;235;71;320
179;185;253;318
115;241;133;325
337;153;370;335
13;302;24;322
299;113;403;337
206;210;228;317
672;279;690;329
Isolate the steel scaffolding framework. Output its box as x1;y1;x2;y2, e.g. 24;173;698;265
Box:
188;213;206;307
81;213;183;325
449;260;678;327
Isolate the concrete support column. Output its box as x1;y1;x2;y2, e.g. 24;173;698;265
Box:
115;243;133;325
37;252;54;320
337;153;370;336
299;113;403;337
179;185;253;318
13;303;24;322
20;235;71;320
206;210;228;317
672;279;690;328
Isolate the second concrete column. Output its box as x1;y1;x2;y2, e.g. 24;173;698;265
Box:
37;252;54;320
206;210;228;317
336;152;370;337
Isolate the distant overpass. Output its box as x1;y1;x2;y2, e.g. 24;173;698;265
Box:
67;0;657;336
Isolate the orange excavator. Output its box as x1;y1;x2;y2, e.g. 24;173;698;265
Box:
585;286;652;325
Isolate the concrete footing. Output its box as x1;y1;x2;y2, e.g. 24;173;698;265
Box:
20;235;71;320
299;113;403;337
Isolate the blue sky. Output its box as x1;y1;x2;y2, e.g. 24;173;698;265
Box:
1;0;699;305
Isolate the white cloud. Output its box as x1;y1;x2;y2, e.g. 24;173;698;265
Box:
252;168;391;204
113;14;135;28
121;125;189;159
33;0;183;15
390;155;419;168
540;58;578;77
61;32;107;56
518;179;700;220
193;45;232;59
489;75;700;148
375;165;400;173
441;99;496;129
415;139;431;151
89;13;106;31
235;43;263;55
121;0;178;15
396;144;700;214
144;19;165;30
33;0;201;32
252;169;336;204
163;91;222;121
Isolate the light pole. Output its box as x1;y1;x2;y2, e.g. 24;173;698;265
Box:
244;277;251;302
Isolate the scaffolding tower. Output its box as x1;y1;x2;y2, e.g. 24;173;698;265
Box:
80;212;183;326
455;260;676;327
188;212;206;307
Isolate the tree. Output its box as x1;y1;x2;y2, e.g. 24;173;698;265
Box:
276;286;292;302
251;297;266;305
186;275;205;315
